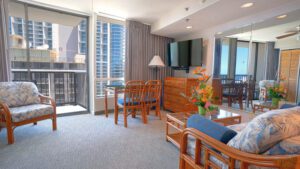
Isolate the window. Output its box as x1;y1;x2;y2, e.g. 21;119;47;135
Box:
236;41;249;75
95;18;125;97
219;38;230;78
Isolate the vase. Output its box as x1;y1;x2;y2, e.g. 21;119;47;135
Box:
272;98;280;107
198;106;206;116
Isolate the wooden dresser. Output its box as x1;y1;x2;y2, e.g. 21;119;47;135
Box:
163;77;198;112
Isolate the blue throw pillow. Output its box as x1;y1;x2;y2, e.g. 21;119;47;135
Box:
187;114;237;144
280;103;300;109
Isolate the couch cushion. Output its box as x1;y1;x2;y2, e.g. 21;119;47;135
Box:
0;82;40;107
228;106;300;154
263;135;300;155
187;114;237;144
9;104;54;122
227;123;248;133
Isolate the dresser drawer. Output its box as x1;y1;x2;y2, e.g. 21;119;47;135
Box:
165;80;186;88
164;86;185;95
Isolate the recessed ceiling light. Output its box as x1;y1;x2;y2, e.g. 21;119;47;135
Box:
217;32;223;35
186;26;192;29
241;2;254;8
277;14;287;19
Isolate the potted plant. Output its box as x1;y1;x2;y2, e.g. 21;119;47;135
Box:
268;84;286;107
182;67;218;116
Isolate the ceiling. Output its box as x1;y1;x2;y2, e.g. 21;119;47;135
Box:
228;20;300;42
152;0;300;37
225;9;300;42
23;0;300;38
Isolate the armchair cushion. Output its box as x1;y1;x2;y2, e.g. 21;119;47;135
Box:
9;104;54;122
0;82;40;107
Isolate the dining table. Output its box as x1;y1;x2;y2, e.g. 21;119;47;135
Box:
104;84;125;124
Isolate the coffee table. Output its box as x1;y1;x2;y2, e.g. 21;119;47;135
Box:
165;109;241;148
253;101;278;113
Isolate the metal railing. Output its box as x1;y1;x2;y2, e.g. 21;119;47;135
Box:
12;71;87;106
219;74;249;82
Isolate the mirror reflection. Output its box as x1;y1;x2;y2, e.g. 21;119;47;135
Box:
213;9;300;110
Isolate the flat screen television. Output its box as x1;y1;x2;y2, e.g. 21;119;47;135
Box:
168;38;203;68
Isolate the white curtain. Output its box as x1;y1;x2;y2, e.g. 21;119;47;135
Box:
0;0;11;82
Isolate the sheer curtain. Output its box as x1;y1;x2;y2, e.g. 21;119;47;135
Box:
125;20;173;81
0;0;11;82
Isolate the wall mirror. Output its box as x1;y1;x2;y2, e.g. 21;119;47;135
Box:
213;9;300;104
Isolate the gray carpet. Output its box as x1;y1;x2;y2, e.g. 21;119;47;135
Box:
0;112;179;169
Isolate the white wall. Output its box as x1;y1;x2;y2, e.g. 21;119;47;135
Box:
95;97;115;113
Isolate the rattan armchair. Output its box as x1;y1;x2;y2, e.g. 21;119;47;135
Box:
179;128;300;169
0;82;56;144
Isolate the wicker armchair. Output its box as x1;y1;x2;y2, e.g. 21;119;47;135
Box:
0;82;56;144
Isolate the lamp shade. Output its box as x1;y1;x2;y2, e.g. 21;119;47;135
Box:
148;55;165;67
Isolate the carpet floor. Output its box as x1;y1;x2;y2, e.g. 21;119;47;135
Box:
0;112;179;169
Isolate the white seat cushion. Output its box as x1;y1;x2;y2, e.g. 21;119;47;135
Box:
9;104;54;122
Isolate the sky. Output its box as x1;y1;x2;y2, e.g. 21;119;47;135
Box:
220;45;248;75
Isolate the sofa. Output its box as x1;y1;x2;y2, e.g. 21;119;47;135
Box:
180;106;300;169
0;82;56;144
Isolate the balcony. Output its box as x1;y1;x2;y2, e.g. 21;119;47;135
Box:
12;70;88;115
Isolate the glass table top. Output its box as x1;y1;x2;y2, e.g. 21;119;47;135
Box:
168;109;241;122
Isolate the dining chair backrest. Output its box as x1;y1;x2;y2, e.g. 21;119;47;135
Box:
144;80;161;104
246;79;256;100
223;82;245;97
123;80;145;107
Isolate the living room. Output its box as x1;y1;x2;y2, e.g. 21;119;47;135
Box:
0;0;300;169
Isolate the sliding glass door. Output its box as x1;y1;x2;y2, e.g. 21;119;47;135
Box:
8;1;89;114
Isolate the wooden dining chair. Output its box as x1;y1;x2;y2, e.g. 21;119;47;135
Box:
116;80;145;127
144;80;162;121
222;82;245;110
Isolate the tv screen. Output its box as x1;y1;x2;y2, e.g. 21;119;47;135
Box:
168;41;190;67
168;38;203;68
190;38;203;66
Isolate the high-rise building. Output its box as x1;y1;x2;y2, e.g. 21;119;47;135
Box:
9;17;53;49
110;23;125;79
95;20;125;97
78;20;87;55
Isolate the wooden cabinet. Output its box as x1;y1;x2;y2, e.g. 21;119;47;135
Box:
163;77;198;112
279;49;300;102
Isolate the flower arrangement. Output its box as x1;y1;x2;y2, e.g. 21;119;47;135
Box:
183;67;218;115
268;84;286;99
268;84;286;106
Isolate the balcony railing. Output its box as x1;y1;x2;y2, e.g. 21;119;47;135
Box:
219;74;250;82
12;70;87;106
